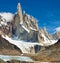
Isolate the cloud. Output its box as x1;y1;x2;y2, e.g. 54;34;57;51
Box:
55;27;60;32
0;12;14;22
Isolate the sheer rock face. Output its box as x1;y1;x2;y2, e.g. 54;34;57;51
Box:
17;3;23;23
38;28;44;43
11;2;39;42
13;12;39;42
12;13;54;43
23;14;38;30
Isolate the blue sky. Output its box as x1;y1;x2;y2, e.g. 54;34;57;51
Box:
0;0;60;34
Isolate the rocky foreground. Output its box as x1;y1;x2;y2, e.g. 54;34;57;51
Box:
0;35;22;55
0;60;33;63
25;39;60;62
0;35;60;62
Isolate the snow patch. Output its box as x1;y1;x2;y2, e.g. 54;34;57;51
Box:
20;21;23;25
0;21;7;25
41;33;58;46
22;25;30;33
30;26;37;31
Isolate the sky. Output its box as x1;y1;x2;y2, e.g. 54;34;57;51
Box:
0;0;60;34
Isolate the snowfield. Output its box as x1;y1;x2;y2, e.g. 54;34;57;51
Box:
2;35;58;54
2;35;43;53
0;55;33;62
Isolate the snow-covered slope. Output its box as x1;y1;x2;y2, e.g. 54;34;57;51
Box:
2;35;58;54
40;33;58;46
2;35;43;53
0;55;33;62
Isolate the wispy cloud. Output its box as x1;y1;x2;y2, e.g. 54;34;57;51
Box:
55;27;60;32
0;12;14;22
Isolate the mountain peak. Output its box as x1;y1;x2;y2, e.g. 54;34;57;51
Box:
0;2;58;54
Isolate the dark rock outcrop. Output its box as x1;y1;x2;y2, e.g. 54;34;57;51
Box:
7;60;34;63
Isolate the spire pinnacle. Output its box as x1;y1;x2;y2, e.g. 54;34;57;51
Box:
17;2;23;24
